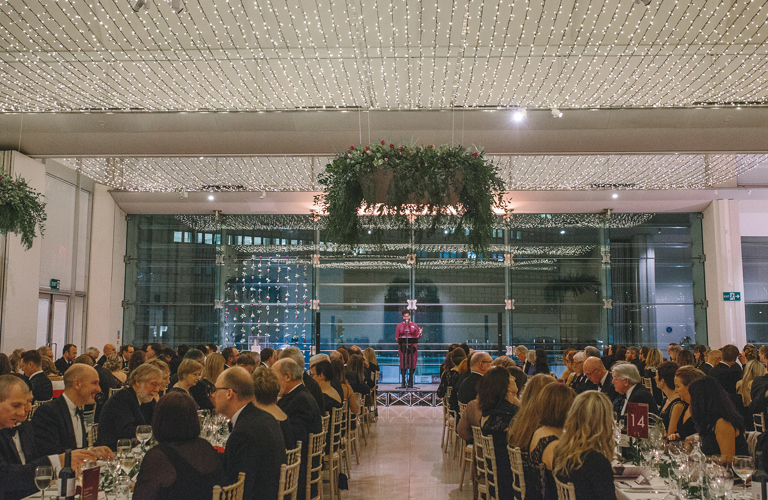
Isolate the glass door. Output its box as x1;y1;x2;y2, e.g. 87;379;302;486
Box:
37;293;68;353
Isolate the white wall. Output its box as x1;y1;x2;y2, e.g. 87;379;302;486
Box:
85;184;126;350
739;200;768;237
0;152;45;352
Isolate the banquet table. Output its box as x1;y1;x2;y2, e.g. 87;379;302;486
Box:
614;477;670;500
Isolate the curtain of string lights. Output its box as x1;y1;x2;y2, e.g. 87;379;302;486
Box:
1;0;767;112
57;153;768;192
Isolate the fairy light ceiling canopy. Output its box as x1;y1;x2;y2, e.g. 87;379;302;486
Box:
1;0;767;112
56;153;768;192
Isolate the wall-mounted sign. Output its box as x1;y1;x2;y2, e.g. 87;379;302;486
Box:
50;279;60;290
723;292;742;301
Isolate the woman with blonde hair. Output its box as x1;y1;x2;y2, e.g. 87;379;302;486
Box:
559;349;575;383
643;348;664;405
736;359;766;430
201;352;225;399
553;391;617;499
529;383;575;500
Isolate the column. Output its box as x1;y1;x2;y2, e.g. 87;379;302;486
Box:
702;199;746;348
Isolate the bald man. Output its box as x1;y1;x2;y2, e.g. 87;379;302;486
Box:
583;356;618;402
97;344;116;366
457;351;492;405
31;364;112;460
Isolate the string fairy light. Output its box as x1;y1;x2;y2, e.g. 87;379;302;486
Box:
0;0;767;111
55;153;768;192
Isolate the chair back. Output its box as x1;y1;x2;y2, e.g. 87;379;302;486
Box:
331;405;345;452
479;433;500;500
507;445;526;499
471;426;487;496
87;424;98;448
321;413;330;435
443;386;453;407
554;475;577;500
82;407;96;426
755;413;766;432
28;400;49;420
642;377;652;390
278;443;303;500
286;441;302;466
458;401;467;416
212;472;245;500
306;431;326;500
109;387;121;398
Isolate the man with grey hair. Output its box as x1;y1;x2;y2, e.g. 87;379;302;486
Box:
584;345;601;358
97;363;163;449
279;347;324;415
214;367;284;500
515;345;531;373
458;351;492;405
569;351;589;393
0;375;97;499
84;347;100;363
611;363;657;418
309;353;330;367
273;358;321;500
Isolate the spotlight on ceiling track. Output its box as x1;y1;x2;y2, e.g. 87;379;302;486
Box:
131;0;147;12
550;108;563;118
171;0;183;13
512;108;526;123
634;0;651;5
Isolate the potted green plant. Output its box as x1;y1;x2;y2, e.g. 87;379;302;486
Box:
316;141;505;254
0;174;47;250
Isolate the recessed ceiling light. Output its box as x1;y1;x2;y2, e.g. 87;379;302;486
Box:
208;195;214;201
512;109;526;122
612;193;618;199
560;230;566;234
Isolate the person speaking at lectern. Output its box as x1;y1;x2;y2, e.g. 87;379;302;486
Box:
395;310;422;389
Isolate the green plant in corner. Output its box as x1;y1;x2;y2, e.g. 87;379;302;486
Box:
316;142;505;254
0;174;47;250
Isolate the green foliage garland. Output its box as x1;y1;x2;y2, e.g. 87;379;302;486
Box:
316;141;505;254
0;174;47;250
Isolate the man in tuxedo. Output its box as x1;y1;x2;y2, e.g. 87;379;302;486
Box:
31;364;112;459
20;350;52;402
214;367;285;500
222;347;240;370
273;358;322;500
0;375;98;500
260;348;276;368
119;344;134;369
458;351;492;405
96;363;162;450
84;347;100;363
54;344;77;375
568;352;589;393
97;344;116;366
144;343;162;360
611;363;658;418
515;346;531;374
280;347;325;415
710;344;742;395
583;356;618;402
236;352;259;374
626;347;644;373
699;349;720;376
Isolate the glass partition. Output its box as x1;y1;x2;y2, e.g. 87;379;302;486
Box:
123;213;706;382
743;237;768;344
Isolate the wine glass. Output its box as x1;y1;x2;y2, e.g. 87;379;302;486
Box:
119;454;137;484
136;425;152;450
116;438;132;458
732;455;754;498
34;465;53;500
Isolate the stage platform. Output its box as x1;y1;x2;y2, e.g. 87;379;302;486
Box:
376;383;441;407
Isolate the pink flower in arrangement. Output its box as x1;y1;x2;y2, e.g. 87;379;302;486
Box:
381;140;386;145
390;144;395;149
384;158;388;161
472;152;479;156
428;145;433;148
348;153;352;157
398;146;403;150
365;146;370;151
350;145;355;150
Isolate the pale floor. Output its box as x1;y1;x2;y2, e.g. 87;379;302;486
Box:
337;406;474;500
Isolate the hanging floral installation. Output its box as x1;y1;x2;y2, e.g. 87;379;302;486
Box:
0;174;46;250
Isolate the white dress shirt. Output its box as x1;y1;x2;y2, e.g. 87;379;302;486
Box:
62;394;84;448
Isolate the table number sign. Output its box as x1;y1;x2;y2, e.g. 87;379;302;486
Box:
81;466;100;500
626;402;649;439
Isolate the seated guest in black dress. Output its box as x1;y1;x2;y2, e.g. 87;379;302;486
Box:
668;365;706;442
655;361;686;436
529;383;575;500
252;367;296;449
0;375;97;500
553;391;617;500
20;350;52;403
310;360;343;412
133;392;225;500
214;367;285;500
169;359;203;397
479;367;520;500
345;354;371;396
689;376;749;462
97;363;163;449
363;348;379;390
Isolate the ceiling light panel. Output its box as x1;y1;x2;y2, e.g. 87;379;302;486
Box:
1;0;767;112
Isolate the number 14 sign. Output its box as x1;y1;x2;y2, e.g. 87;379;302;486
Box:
626;402;649;439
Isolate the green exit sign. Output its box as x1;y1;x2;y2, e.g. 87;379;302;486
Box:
50;279;60;290
723;292;741;301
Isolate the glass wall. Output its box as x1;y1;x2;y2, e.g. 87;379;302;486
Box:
123;213;706;382
743;237;768;343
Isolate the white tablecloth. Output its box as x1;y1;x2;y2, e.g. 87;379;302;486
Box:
615;477;670;500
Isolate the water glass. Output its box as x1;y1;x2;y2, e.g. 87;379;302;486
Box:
116;438;132;458
136;425;152;449
732;455;754;499
34;465;53;500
